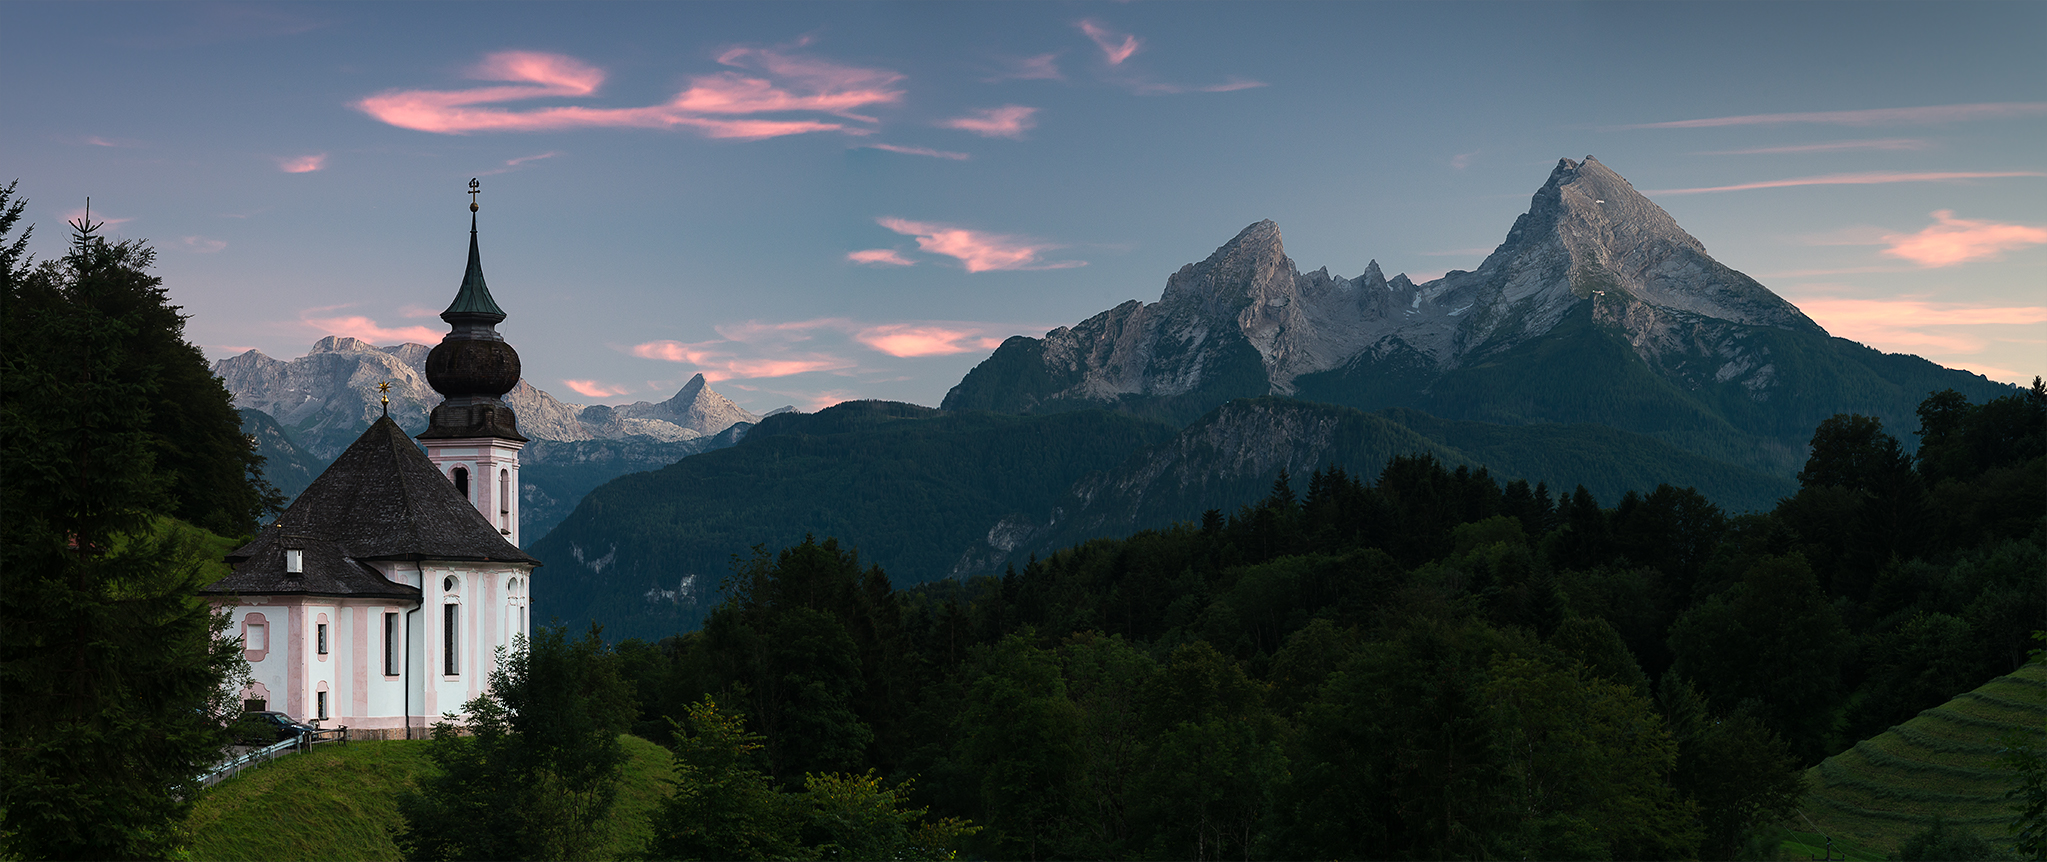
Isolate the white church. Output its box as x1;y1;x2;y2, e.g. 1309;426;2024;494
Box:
204;189;537;739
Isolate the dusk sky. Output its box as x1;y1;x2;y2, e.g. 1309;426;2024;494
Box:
6;2;2043;413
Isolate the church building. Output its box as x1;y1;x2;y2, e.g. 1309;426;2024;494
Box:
204;186;537;739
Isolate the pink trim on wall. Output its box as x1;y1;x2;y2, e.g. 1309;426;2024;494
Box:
241;612;269;663
286;605;304;721
353;606;371;717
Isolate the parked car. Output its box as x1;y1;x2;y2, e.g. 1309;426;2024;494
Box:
232;710;316;746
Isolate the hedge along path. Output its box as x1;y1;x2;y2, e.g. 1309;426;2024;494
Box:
1798;661;2047;857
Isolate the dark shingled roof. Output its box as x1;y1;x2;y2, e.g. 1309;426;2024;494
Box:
207;417;536;598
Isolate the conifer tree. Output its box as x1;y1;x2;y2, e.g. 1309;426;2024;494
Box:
1;189;252;860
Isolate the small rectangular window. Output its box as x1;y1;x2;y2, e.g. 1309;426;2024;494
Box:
285;548;303;573
316;623;328;654
247;623;267;653
316;690;328;720
443;604;459;676
384;612;398;676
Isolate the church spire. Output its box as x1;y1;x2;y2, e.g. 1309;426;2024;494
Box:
420;178;526;444
442;179;507;334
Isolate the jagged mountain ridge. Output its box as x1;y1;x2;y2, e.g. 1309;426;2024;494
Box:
945;156;2012;472
215;336;760;459
215;336;764;540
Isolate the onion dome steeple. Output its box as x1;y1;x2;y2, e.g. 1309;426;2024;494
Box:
419;179;527;442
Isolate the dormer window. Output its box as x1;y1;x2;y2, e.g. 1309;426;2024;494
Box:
285;548;303;574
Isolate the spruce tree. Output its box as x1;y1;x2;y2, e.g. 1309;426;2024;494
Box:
1;190;253;859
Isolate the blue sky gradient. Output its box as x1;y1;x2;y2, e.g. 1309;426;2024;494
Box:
6;2;2042;411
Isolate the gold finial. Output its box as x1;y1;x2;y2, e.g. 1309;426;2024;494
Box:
468;178;480;213
377;380;392;417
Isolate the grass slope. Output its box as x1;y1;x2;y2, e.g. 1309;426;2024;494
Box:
1795;661;2047;857
187;734;673;861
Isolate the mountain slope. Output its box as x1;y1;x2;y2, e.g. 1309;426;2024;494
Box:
945;157;2016;474
950;397;1797;576
529;402;1181;642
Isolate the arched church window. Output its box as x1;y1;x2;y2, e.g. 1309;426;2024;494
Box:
452;466;469;499
443;576;457;593
499;470;510;524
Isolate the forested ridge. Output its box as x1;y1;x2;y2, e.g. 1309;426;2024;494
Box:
605;382;2045;860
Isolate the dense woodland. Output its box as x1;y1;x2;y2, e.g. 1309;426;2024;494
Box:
606;380;2045;860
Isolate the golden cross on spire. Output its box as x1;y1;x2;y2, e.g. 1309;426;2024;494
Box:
377;380;392;417
468;178;480;213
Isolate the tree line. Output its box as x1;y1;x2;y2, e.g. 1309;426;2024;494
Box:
589;376;2042;860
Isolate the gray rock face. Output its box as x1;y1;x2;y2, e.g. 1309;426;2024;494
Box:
944;156;1826;413
214;338;758;457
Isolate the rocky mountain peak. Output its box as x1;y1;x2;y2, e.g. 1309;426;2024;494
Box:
1161;219;1294;308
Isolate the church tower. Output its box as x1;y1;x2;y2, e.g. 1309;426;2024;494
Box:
419;180;528;545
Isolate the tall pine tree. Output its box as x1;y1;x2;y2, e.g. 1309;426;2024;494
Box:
1;188;255;860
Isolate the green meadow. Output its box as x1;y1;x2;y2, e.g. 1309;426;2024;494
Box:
187;734;674;861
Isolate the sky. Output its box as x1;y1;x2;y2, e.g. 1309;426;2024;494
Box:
5;2;2043;413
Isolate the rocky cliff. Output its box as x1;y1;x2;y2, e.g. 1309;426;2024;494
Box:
945;156;2011;474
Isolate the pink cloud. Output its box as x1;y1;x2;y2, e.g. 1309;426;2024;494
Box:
355;47;902;140
1079;20;1140;65
62;207;131;228
1699;139;1931;155
1620;102;2047;130
277;154;326;173
301;313;442;344
1129;77;1267;95
848;248;916;266
561;379;633;398
1646;171;2046;195
866;143;970;160
876;217;1084;272
1791;296;2047;354
1880;210;2047;267
939;105;1038;139
854;324;1006;357
804;390;857;411
987;53;1062;82
181;236;227;253
629;337;856;382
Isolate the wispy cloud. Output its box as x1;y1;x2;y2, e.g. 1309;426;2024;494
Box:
356;45;904;140
629;339;858;381
876;217;1084;272
81;135;141;148
1646;170;2046;195
63;206;131;228
1880;210;2047;267
1126;77;1266;96
939;105;1038;139
1078;20;1140;65
854;324;1007;357
1619;101;2047;130
181;236;227;253
1449;151;1478;170
300;311;442;344
1698;138;1931;155
561;379;634;398
985;53;1063;82
847;248;916;266
1790;295;2047;354
865;143;969;160
506;151;560;167
277;154;326;173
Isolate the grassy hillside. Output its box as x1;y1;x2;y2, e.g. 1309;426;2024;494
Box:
187;734;674;861
1796;660;2047;857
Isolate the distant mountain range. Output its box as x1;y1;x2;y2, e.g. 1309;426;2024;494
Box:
944;157;2008;475
214;336;768;540
531;156;2018;642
